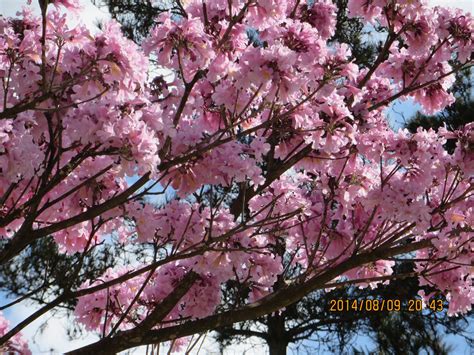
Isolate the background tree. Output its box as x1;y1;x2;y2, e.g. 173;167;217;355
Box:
92;0;186;42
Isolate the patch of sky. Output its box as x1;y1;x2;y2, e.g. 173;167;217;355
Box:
387;98;423;131
1;0;111;33
124;175;174;206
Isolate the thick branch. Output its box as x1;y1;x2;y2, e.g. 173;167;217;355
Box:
66;272;199;355
67;238;432;354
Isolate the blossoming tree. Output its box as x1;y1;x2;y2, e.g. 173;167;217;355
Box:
0;0;472;353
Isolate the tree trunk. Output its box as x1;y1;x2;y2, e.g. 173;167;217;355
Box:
267;311;288;355
268;338;288;355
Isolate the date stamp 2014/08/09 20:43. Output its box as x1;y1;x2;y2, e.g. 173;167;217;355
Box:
329;298;445;312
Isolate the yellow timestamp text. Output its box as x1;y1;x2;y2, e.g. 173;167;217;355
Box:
328;298;445;312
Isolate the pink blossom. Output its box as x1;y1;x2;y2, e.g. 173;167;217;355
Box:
0;312;31;354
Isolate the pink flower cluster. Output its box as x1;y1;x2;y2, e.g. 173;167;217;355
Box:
0;312;31;354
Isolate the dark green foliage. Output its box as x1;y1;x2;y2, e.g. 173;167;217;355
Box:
92;0;185;42
0;237;117;309
331;0;378;68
